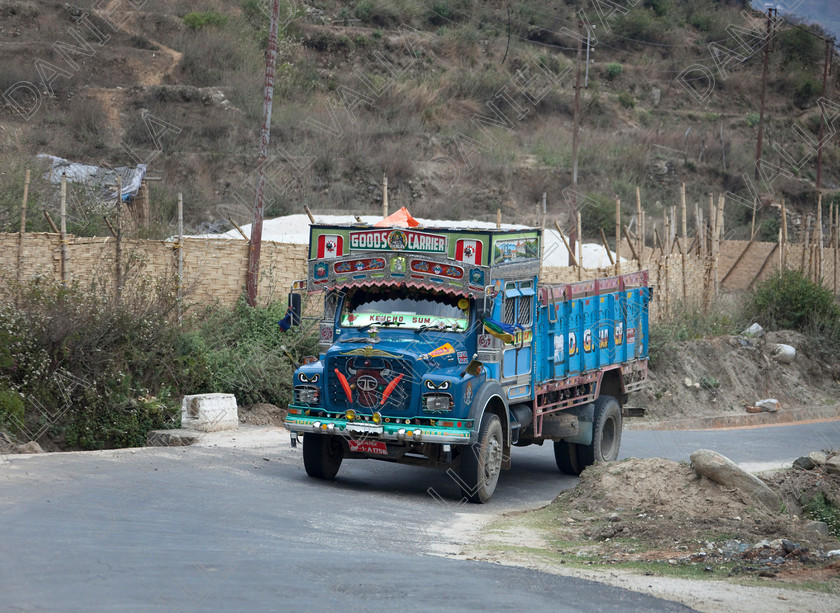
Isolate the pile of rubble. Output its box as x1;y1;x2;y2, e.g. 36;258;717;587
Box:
546;450;840;582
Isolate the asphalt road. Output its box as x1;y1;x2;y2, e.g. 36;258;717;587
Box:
2;421;838;612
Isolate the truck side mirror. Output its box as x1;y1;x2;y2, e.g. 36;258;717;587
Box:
288;292;302;327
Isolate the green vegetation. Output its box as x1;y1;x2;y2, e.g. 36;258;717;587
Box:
746;112;760;128
579;193;621;238
1;0;837;248
0;279;315;450
793;74;821;108
745;269;840;335
612;7;671;44
183;11;229;30
618;91;635;109
0;389;25;433
778;26;824;67
652;270;840;366
801;492;840;538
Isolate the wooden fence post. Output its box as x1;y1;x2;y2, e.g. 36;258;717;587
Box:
621;225;640;269
636;186;642;260
680;183;687;253
576;212;582;281
712;195;724;296
16;168;30;286
115;177;122;301
817;193;824;283
599;228;615;267
554;221;578;268
60;173;69;285
177;192;184;324
781;198;788;270
615;197;621;275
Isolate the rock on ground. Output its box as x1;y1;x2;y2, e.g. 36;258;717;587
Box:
690;449;782;511
15;441;45;454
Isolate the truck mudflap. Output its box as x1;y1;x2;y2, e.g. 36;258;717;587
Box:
558;403;594;446
285;407;474;445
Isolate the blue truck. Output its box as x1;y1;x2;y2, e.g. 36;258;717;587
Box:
284;222;650;502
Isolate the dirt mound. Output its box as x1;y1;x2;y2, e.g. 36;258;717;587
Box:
545;456;840;583
643;332;840;421
238;403;286;427
564;458;759;520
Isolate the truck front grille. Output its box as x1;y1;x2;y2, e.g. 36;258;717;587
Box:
327;355;416;412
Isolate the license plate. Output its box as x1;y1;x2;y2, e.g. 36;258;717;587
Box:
348;440;388;455
346;423;384;435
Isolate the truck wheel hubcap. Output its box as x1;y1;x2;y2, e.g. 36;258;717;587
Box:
483;436;502;483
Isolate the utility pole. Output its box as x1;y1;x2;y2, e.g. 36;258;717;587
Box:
570;15;583;252
754;7;777;181
817;37;833;189
584;26;592;88
246;0;281;307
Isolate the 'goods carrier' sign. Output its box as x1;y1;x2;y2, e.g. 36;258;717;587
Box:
349;229;447;254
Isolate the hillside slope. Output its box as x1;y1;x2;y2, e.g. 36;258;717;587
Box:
1;0;839;239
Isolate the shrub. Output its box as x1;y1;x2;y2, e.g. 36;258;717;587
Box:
352;0;420;27
612;9;670;44
793;74;820;108
241;0;265;21
618;91;635;109
0;389;25;434
689;12;713;32
177;28;246;86
779;26;823;67
0;278;317;450
0;279;182;449
745;269;840;333
578;192;620;238
173;298;318;407
606;62;623;80
643;0;669;18
746;112;760;127
183;10;228;30
354;0;374;21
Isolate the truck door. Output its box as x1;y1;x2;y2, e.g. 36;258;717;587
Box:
500;280;535;400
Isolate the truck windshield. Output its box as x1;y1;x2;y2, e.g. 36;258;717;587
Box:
340;287;469;331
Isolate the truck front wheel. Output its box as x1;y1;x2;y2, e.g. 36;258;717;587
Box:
459;413;503;503
578;395;622;468
303;433;344;480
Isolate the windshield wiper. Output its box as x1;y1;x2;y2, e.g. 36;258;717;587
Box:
415;322;461;334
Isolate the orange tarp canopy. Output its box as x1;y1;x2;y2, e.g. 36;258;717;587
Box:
374;206;419;228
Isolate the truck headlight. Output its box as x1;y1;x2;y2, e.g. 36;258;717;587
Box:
295;386;320;405
422;393;453;413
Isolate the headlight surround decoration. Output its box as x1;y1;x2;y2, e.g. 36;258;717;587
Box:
422;393;453;413
294;385;320;405
424;379;451;391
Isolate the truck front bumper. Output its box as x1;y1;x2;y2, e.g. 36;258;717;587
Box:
285;409;473;445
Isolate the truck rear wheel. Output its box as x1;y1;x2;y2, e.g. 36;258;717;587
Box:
459;413;503;503
553;441;582;475
303;433;344;480
578;395;622;468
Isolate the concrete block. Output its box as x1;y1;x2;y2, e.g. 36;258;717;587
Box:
181;393;239;432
